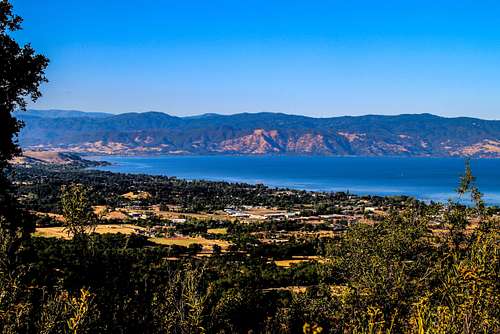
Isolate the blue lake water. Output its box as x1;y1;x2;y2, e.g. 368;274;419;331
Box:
91;155;500;205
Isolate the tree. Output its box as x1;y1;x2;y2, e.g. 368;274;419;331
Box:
61;184;98;239
457;159;485;215
0;0;48;169
0;2;48;331
447;160;486;247
0;0;44;265
153;263;210;333
0;0;48;238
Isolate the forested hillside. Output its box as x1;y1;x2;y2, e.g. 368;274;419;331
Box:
18;110;500;157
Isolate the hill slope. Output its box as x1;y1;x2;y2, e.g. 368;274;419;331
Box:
17;110;500;157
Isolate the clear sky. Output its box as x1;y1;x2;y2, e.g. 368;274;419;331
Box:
11;0;500;119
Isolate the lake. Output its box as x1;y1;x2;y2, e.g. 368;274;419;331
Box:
91;155;500;205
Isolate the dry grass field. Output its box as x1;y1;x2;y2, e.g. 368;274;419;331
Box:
243;207;286;216
207;228;228;235
35;225;230;251
149;236;230;250
121;191;152;200
35;224;147;239
153;209;233;221
273;256;324;267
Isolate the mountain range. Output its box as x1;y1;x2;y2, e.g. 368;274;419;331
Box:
16;109;500;157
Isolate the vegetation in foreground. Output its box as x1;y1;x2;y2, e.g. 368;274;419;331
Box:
3;162;499;334
0;1;498;333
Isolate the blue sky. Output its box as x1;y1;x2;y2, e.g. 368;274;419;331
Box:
12;0;500;119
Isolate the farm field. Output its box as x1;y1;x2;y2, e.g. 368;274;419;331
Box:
273;256;324;267
35;225;230;251
149;236;230;250
35;224;147;239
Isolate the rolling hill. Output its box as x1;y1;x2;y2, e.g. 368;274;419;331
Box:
17;110;500;157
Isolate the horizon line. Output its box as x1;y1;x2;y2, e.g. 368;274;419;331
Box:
21;108;500;121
